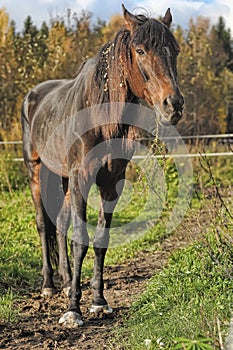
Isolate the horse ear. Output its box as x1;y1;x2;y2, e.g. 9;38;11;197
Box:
162;8;172;28
122;4;139;32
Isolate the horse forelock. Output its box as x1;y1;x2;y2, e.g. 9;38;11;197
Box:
132;18;180;55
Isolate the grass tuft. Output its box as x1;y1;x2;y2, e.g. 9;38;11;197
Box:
0;289;19;322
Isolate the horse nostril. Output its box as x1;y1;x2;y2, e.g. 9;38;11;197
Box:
163;97;173;111
163;94;184;112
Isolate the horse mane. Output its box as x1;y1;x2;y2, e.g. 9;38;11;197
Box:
90;29;134;139
94;29;131;105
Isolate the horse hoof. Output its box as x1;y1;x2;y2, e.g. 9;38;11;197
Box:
89;304;113;314
63;286;71;297
41;288;56;297
59;311;84;327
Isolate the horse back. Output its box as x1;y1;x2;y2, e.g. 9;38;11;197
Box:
21;58;95;130
21;59;97;174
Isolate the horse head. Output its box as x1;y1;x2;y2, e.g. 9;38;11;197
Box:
123;5;184;126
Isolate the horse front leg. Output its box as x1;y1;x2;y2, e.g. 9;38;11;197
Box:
90;179;125;314
59;171;89;326
56;178;72;296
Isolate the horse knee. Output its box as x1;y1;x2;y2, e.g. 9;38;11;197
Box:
93;230;110;249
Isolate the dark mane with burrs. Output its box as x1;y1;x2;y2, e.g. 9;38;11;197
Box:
94;29;131;104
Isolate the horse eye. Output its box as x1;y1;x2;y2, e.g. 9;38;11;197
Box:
136;48;145;56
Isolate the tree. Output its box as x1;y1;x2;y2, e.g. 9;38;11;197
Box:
101;14;123;43
0;8;19;139
0;12;49;139
175;17;233;135
0;7;233;140
213;17;233;71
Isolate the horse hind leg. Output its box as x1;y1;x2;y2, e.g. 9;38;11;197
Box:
40;213;57;297
22;108;57;296
43;170;72;296
30;163;57;296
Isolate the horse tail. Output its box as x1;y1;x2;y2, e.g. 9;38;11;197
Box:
21;93;31;157
21;89;37;126
21;93;29;125
47;223;59;268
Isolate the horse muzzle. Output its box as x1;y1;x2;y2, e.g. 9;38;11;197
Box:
154;93;184;126
170;109;183;125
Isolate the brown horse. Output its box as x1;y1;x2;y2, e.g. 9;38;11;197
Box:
21;5;184;326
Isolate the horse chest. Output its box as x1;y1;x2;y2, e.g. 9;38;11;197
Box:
95;156;129;187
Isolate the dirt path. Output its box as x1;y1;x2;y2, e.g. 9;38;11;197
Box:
0;228;196;350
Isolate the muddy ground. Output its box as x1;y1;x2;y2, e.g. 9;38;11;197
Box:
0;227;196;350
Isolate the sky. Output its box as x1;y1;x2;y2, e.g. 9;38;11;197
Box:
1;0;233;34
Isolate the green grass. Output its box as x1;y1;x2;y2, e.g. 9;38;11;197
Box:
0;189;41;291
0;151;232;343
110;220;233;349
0;152;28;192
105;148;233;350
